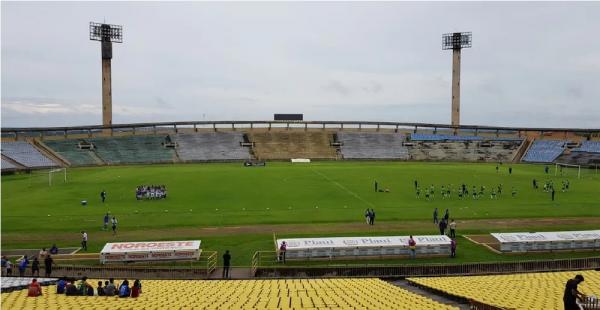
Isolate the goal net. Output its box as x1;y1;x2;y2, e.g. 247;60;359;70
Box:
555;163;581;179
48;168;67;186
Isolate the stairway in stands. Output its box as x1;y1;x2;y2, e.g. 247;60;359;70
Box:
249;131;337;160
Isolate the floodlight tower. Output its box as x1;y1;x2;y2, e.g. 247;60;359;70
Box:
442;32;472;127
90;22;123;127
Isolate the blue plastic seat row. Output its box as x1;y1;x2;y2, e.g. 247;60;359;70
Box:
522;140;567;163
572;141;600;153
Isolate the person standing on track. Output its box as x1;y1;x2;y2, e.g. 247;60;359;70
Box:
111;217;118;235
370;209;376;225
81;231;88;251
408;236;416;259
279;241;287;264
222;250;231;279
44;255;54;277
449;219;456;238
103;213;110;231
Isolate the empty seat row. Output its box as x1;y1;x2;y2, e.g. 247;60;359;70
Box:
43;140;98;166
338;132;409;159
0;141;57;168
1;278;457;310
573;141;600;153
1;158;19;170
408;270;600;310
522;140;567;163
175;132;249;161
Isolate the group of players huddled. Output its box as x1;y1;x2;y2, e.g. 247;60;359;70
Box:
135;185;168;200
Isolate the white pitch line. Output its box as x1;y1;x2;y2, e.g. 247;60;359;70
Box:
310;168;375;208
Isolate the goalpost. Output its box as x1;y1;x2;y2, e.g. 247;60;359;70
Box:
49;168;67;186
555;163;581;179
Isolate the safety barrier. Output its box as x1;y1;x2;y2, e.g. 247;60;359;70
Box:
252;255;600;278
39;251;218;280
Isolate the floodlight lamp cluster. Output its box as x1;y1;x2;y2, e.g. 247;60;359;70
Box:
89;22;123;43
442;32;472;50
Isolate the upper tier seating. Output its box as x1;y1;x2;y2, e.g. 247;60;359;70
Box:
174;132;249;161
338;132;409;159
0;141;57;168
89;136;175;164
408;270;599;310
1;158;18;171
250;132;336;160
573;141;600;153
411;133;483;141
407;140;522;162
410;133;522;141
555;151;600;166
522;140;567;163
43;140;99;166
0;278;456;310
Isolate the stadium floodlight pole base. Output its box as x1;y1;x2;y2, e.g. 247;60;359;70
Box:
555;163;581;179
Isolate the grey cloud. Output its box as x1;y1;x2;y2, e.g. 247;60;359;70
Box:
2;2;600;128
322;80;351;96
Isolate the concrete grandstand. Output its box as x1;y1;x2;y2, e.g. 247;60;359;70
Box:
2;120;599;171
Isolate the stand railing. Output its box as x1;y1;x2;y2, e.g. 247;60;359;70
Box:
252;256;600;278
205;251;217;277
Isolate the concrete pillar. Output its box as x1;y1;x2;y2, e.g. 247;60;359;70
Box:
102;58;112;127
451;49;461;126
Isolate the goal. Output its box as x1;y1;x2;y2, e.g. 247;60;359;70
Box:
555;163;581;179
49;168;67;186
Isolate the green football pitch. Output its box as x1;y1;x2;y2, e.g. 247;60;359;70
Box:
2;161;599;265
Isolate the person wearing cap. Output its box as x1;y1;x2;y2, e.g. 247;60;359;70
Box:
563;274;586;310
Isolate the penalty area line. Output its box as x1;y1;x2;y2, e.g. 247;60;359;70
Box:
310;168;375;208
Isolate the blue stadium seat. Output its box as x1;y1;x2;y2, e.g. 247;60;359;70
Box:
522;140;567;163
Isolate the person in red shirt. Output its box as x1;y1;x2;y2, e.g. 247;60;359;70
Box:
27;279;42;297
131;279;142;298
408;236;417;259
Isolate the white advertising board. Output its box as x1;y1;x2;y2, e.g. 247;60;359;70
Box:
491;230;600;252
291;158;311;163
276;235;451;259
100;240;201;263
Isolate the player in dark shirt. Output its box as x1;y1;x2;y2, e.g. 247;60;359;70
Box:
563;274;585;310
222;250;232;279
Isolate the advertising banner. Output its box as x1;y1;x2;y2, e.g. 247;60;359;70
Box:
100;240;201;263
491;230;600;252
276;235;451;259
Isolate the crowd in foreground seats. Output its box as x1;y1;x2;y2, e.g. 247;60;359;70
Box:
52;277;142;298
135;185;167;200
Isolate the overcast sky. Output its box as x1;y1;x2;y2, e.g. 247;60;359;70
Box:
2;1;600;128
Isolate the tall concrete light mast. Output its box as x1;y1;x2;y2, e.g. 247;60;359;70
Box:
90;22;123;127
442;32;472;127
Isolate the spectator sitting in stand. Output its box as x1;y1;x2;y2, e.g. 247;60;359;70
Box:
78;277;92;296
104;278;116;296
56;277;67;294
118;280;130;298
27;279;42;297
131;279;142;298
97;281;105;296
65;279;79;296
